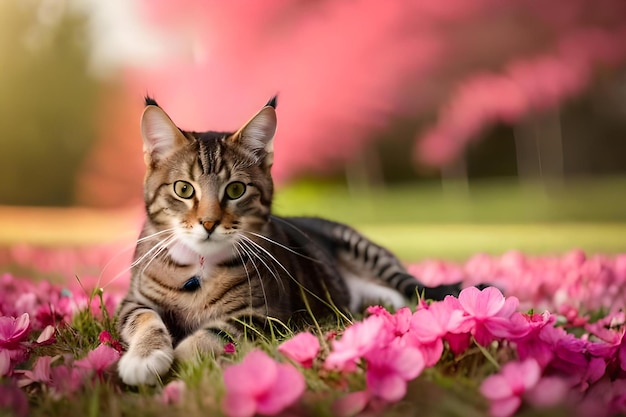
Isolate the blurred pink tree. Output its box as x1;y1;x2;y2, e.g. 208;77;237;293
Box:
123;0;626;183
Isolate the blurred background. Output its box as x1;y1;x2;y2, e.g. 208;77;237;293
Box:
1;0;626;284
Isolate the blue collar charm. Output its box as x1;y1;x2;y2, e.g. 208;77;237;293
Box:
182;276;201;292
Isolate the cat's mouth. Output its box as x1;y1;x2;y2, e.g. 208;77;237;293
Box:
184;232;232;260
178;225;230;251
198;228;232;246
203;229;224;242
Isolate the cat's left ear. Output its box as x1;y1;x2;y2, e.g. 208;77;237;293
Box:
231;98;277;168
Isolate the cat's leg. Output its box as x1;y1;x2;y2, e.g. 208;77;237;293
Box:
173;319;237;362
341;266;407;312
117;304;174;386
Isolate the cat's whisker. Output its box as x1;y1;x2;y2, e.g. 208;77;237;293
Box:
232;244;252;299
237;238;275;287
136;227;178;243
239;234;346;315
95;241;140;290
243;231;321;263
271;216;318;241
97;228;178;291
233;242;269;317
237;236;286;294
238;235;289;293
99;229;177;290
138;234;178;277
130;232;176;269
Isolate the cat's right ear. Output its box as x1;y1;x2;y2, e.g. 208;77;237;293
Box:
141;105;187;166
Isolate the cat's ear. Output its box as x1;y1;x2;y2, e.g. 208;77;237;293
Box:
141;105;188;166
231;99;277;167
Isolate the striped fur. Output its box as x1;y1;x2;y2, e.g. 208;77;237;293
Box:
116;97;460;385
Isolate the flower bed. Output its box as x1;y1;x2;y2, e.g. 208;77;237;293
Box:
1;250;626;416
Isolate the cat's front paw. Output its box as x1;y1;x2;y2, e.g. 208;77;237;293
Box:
174;331;224;362
118;345;174;386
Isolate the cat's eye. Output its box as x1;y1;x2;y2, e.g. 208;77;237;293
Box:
173;181;195;199
225;181;246;200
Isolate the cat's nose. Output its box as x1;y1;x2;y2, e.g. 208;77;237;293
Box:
202;220;219;234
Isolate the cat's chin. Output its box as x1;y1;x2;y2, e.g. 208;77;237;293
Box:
169;240;201;265
183;237;234;264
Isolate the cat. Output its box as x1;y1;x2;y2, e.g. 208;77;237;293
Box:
116;96;462;386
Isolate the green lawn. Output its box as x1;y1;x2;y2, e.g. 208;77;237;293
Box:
274;177;626;225
1;177;625;262
355;223;626;261
273;177;626;260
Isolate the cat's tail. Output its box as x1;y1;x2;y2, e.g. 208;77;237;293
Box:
279;216;461;301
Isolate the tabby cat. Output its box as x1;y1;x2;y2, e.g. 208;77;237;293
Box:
116;96;460;385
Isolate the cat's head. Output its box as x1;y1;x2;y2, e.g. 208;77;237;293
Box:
140;97;277;258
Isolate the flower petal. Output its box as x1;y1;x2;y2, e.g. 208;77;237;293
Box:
489;397;521;417
223;350;278;397
222;393;257;417
256;363;305;415
514;359;541;391
477;287;507;317
458;286;481;316
36;326;56;344
278;332;320;368
480;374;513;400
367;372;407;402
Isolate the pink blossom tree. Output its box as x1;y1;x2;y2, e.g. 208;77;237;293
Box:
121;0;626;184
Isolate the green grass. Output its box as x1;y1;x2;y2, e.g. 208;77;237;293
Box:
356;223;626;261
273;177;626;260
274;177;626;225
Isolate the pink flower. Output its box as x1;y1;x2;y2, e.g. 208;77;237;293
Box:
98;330;123;353
159;380;186;405
325;315;388;372
0;313;31;361
413;300;466;340
444;332;472;355
437;296;473;354
35;325;56;345
409;300;466;366
17;355;53;387
365;344;425;402
480;359;542;417
458;287;529;346
35;297;73;329
49;364;84;397
514;312;556;368
75;344;120;378
0;313;31;347
278;332;320;368
223;342;236;354
222;349;305;417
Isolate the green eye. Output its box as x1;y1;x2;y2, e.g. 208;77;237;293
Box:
173;181;195;199
225;181;246;200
